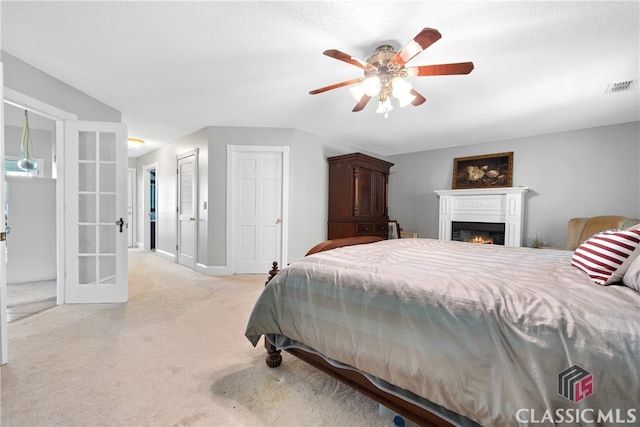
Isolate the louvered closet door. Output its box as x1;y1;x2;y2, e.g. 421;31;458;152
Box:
177;150;197;269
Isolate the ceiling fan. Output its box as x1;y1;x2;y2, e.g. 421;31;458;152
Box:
309;28;474;117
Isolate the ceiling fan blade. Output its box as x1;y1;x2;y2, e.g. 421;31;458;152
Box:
389;28;442;67
407;62;475;77
323;49;377;71
352;95;372;112
309;77;365;95
410;89;426;106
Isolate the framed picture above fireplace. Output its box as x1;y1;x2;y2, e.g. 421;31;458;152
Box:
452;151;513;189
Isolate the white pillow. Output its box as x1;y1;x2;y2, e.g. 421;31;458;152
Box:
623;255;640;292
571;228;640;285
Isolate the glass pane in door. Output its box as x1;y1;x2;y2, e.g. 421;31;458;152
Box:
78;256;96;285
79;132;96;161
77;131;118;287
99;256;116;284
78;194;96;223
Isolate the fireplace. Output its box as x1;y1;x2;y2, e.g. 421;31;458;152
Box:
435;187;530;247
452;221;506;245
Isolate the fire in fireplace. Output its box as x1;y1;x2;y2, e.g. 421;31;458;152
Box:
452;221;506;245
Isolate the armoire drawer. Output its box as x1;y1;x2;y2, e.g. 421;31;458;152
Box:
357;222;388;235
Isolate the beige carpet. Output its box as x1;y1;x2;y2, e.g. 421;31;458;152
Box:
1;249;390;427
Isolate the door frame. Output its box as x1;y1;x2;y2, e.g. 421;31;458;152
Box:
141;162;158;251
1;63;5;364
226;145;289;273
128;168;136;247
4;87;77;305
1;86;76;364
176;149;198;269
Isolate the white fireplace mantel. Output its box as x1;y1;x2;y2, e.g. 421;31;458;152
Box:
434;187;530;247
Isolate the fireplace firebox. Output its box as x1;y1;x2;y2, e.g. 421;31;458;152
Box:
452;221;505;245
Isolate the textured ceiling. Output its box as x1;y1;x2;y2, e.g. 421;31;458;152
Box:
2;1;639;157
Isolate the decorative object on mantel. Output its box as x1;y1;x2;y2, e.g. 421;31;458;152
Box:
17;110;39;172
452;151;513;189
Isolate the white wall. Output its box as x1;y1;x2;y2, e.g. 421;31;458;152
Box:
6;177;56;283
388;121;640;249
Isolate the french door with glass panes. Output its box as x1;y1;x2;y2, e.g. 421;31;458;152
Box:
64;121;128;303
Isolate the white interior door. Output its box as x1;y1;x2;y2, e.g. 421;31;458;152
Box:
64;121;128;303
0;62;8;364
177;150;197;269
229;146;287;273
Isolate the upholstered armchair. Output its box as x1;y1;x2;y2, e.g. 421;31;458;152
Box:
565;215;640;251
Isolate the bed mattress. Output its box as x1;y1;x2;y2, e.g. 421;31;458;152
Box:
245;238;639;426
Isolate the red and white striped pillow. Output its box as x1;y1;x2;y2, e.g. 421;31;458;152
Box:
571;228;640;285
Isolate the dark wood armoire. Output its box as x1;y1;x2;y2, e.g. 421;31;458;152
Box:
327;153;394;239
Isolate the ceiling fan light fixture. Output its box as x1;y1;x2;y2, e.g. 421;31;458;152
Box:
349;84;366;101
362;76;381;96
309;28;473;116
397;93;417;108
391;76;412;98
376;98;393;118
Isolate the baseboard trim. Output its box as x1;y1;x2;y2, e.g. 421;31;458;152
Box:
195;263;233;276
155;249;175;261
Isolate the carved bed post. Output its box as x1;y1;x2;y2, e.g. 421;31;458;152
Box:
265;261;282;367
265;338;282;367
265;261;280;285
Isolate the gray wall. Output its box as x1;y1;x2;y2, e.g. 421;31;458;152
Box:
135;128;209;265
2;52;121;122
388;121;640;249
135;126;367;269
136;121;640;272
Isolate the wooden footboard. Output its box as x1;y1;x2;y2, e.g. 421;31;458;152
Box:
262;236;455;427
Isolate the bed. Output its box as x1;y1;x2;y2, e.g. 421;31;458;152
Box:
245;237;639;426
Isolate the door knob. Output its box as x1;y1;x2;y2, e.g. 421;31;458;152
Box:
115;218;124;232
190;217;195;221
275;218;281;224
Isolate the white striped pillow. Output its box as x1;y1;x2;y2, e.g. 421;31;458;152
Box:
571;229;640;285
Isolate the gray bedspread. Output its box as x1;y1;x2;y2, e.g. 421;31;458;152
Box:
245;238;639;426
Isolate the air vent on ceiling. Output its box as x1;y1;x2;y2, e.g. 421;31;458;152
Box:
604;80;637;94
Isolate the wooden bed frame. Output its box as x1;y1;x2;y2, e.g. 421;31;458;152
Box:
263;236;455;427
